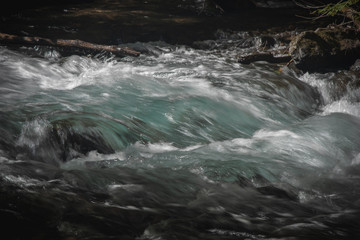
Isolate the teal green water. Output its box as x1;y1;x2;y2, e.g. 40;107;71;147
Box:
1;44;360;239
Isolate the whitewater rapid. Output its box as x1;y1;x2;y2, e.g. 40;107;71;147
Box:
1;42;360;239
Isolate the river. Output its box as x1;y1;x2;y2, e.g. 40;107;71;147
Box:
1;40;360;239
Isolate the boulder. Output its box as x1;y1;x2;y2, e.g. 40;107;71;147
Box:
289;27;360;72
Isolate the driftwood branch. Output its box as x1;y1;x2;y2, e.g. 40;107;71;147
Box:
0;33;140;57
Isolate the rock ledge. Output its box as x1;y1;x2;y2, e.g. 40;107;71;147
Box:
289;27;360;72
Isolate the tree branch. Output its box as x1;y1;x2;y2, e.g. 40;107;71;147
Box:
342;6;360;29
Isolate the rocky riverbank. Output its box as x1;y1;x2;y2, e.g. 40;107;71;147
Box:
237;25;360;72
0;0;328;44
289;26;360;73
1;0;358;73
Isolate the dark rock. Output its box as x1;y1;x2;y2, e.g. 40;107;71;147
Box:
0;0;328;46
289;28;360;72
192;40;220;50
15;113;151;164
0;174;159;240
214;29;252;40
350;59;360;72
251;0;297;8
236;175;253;188
213;0;255;12
255;35;277;49
0;180;63;239
16;119;116;164
238;52;291;64
257;185;298;201
196;0;225;16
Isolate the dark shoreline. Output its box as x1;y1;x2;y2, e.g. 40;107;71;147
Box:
0;0;332;46
2;1;358;73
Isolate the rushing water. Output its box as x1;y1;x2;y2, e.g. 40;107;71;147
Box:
1;40;360;239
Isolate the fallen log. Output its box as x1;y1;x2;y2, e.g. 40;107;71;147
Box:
0;33;140;57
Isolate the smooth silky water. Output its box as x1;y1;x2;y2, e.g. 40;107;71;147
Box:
1;41;360;239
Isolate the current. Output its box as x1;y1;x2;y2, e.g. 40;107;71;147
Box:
1;40;360;239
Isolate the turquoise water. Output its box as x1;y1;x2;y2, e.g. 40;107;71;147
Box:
1;43;360;239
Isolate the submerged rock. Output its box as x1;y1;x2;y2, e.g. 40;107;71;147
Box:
15;114;151;164
289;27;360;72
257;185;298;201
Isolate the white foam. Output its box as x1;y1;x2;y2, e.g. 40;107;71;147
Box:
134;142;203;156
108;183;143;192
4;175;45;187
321;100;360;118
16;118;51;149
164;113;175;123
299;72;334;104
182;144;203;151
9;55;118;90
134;142;179;153
253;129;300;139
61;150;126;169
78;150;125;162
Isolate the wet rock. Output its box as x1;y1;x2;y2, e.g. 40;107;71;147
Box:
236;175;253;188
0;175;159;240
289;27;360;72
257;185;298;201
51;121;117;159
214;29;252;40
350;59;360;72
0;179;63;239
255;35;277;49
238;52;291;64
197;0;225;16
16;120;115;164
15;114;149;164
192;40;221;50
170;0;256;16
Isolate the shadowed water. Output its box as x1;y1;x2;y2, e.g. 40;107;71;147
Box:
1;42;360;239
